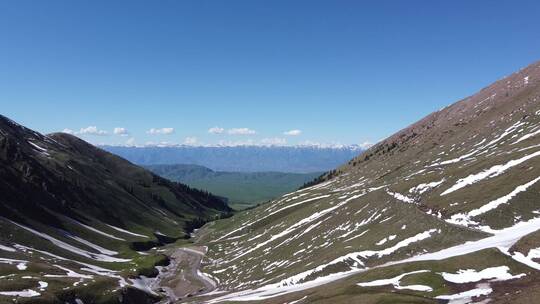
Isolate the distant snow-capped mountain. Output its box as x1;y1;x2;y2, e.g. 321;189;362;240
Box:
100;145;363;173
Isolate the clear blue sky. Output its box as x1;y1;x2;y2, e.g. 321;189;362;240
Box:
1;0;539;147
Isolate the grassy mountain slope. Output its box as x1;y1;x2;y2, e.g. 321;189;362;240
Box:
192;60;540;303
146;164;322;210
0;116;231;304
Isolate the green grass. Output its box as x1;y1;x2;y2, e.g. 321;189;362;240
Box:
146;164;322;209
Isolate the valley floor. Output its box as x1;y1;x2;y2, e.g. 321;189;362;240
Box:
154;246;217;303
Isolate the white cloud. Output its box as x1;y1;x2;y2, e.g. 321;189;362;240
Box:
208;127;225;134
228;128;256;135
78;126;108;136
359;141;374;149
283;129;302;136
184;137;198;145
125;137;135;146
62;128;75;134
113;127;129;136
260;137;287;145
147;127;175;135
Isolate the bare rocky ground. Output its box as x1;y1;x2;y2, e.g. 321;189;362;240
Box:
153;246;216;303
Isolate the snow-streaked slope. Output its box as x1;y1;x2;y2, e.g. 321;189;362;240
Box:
195;60;540;303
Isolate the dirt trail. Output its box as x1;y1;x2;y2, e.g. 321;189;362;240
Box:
156;246;217;303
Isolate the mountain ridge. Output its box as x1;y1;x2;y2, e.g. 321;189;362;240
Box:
0;115;231;303
102;145;362;173
190;59;540;304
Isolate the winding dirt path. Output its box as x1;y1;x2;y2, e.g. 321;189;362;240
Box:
156;246;217;303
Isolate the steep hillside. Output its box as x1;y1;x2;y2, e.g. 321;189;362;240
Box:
192;60;540;303
0;116;231;304
103;145;362;173
146;164;322;210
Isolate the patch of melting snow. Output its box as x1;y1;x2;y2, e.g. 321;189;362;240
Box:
513;128;540;144
429;149;479;167
228;192;371;261
483;121;527;148
441;150;540;195
197;269;218;288
402;217;540;265
38;281;48;291
68;235;119;256
435;283;492;304
28;141;50;156
386;191;415;204
440;266;525;283
215;194;332;242
0;274;15;279
343;229;369;242
434;121;528;170
0;244;16;252
8;245;146;293
106;224;149;238
445;176;540;229
71;219;126;241
45;265;94;279
376;235;396;246
274;229;438;287
501;246;540;271
129;276;159;296
0;289;41;297
355;229;438;259
8;220;131;262
0;257;28;268
409;179;445;194
357;269;433;292
207;270;361;302
286;295;308;304
376;238;388;246
16;262;27;270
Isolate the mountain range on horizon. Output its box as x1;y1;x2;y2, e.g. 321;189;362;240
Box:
102;145;362;173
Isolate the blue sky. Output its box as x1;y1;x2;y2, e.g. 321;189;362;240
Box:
1;1;540;147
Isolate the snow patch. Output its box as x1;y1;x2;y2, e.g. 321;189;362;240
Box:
435;283;492;303
409;179;445;194
9;220;130;262
387;191;415;204
440;266;525;283
106;224;149;238
357;270;432;292
0;289;40;297
441;150;540;195
0;244;16;252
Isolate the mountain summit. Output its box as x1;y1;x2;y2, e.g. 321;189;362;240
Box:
195;61;540;303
